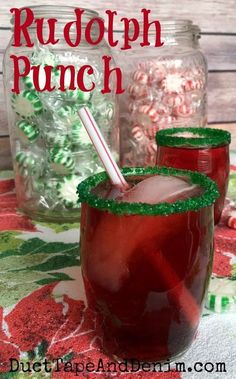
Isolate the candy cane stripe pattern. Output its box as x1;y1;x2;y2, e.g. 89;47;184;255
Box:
163;93;185;108
146;141;157;156
149;65;166;83
173;104;194;117
133;70;149;85
184;79;204;91
127;83;147;99
137;104;160;125
131;125;145;141
122;56;207;167
144;124;159;139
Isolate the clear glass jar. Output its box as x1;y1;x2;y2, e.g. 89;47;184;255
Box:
3;6;119;222
116;20;207;167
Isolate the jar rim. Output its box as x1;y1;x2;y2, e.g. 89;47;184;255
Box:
113;19;198;35
156;127;231;148
10;5;99;26
77;166;219;216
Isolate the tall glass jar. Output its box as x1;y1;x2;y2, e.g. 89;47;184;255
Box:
3;6;119;221
116;20;207;167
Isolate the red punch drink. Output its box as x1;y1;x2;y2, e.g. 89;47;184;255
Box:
78;167;219;362
156;127;231;224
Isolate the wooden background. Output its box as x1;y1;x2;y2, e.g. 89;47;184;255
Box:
1;0;236;169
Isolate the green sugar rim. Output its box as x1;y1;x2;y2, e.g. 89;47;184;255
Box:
156;127;231;148
77;166;219;216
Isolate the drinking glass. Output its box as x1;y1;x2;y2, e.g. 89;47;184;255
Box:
156;127;231;224
78;166;219;361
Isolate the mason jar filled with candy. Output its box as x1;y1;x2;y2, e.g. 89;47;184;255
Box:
117;20;207;167
3;6;119;221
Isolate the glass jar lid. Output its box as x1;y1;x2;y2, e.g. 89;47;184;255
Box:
10;5;99;27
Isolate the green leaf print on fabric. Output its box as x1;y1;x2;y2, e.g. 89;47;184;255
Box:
0;281;39;308
36;221;80;233
36;272;73;285
0;238;79;259
0;232;23;253
28;254;80;272
0;235;80;307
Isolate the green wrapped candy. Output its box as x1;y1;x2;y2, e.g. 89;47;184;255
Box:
206;276;236;313
57;174;85;208
12;90;43;118
15;120;40;143
49;147;75;175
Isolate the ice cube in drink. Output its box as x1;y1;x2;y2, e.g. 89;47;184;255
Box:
118;175;201;204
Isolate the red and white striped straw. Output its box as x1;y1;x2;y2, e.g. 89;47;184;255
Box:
78;107;129;189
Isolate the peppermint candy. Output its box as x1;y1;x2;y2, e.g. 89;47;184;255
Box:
62;89;91;103
16;151;42;176
161;73;184;94
57;174;85;208
15;120;40;143
206;276;236;313
173;104;194;118
163;93;185;108
70;121;92;147
127;84;148;99
49;147;75;175
44;131;71;148
12;90;43;119
144;124;159;139
137;104;160;126
132;70;149;85
131;125;145;141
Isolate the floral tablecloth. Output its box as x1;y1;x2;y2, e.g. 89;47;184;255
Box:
0;169;236;379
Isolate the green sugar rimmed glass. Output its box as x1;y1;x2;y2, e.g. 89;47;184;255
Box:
156;127;231;224
77;166;219;216
156;127;231;148
78;166;218;362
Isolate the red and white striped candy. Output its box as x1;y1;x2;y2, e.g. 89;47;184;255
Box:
227;210;236;230
144;124;159;139
131;125;145;141
149;66;166;83
133;70;149;85
127;84;147;99
151;102;170;116
188;67;205;78
146;141;157;155
173;104;194;118
144;142;157;166
160;73;184;94
144;155;156;167
163;93;185;107
184;79;204;91
137;104;160;125
159;115;176;126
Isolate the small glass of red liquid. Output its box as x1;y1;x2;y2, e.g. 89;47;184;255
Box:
78;166;219;362
156;127;231;224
